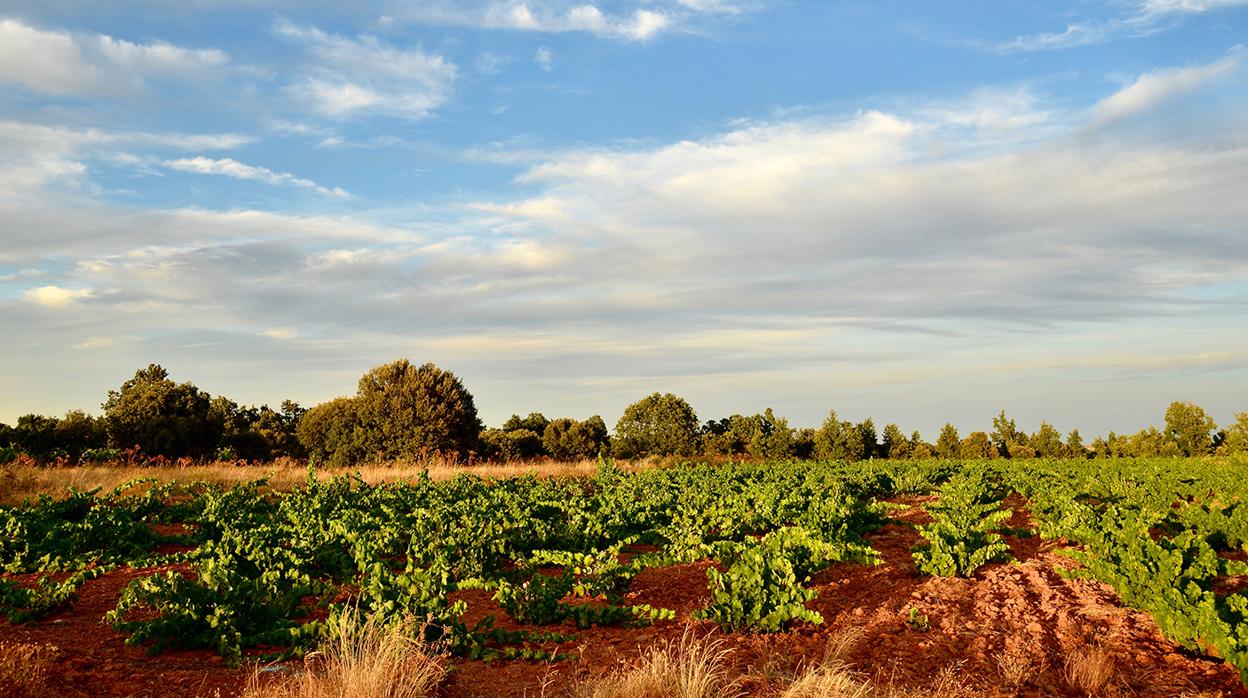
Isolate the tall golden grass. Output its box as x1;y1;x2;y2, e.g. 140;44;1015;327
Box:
574;628;736;698
0;457;659;506
242;612;446;698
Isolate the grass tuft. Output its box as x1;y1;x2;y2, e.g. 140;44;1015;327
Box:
241;612;445;698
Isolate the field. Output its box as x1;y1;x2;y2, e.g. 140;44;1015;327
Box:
3;457;1248;697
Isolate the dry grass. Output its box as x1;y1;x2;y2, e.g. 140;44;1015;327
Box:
574;629;982;698
574;628;736;698
995;643;1043;692
241;612;445;698
780;663;873;698
0;641;60;697
0;457;657;506
1063;644;1114;696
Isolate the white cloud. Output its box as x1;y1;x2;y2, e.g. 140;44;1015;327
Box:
1091;50;1243;126
0;18;227;96
22;285;93;306
535;46;554;71
483;3;671;40
998;0;1248;52
395;2;687;41
164;156;349;197
0;120;252;197
1138;0;1248;18
274;21;456;121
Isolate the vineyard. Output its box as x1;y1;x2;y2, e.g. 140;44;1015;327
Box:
3;456;1248;696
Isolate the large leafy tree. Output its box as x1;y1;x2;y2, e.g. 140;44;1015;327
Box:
103;365;221;459
612;393;699;458
1031;421;1066;458
13;414;62;460
351;359;482;460
1164;401;1217;456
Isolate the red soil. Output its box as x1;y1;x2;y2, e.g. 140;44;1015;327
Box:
3;495;1246;697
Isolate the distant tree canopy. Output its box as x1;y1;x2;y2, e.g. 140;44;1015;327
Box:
3;363;1245;466
298;360;481;465
613;393;699;458
95;364;304;461
701;409;794;460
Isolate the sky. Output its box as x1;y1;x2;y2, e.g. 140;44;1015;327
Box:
0;0;1246;438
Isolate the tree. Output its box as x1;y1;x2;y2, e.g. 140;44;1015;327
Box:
792;428;817;460
1126;427;1170;457
612;393;699;458
700;409;794;459
103;365;221;459
1031;422;1065;458
253;401;307;458
990;410;1026;457
1066;429;1086;458
882;423;910;460
814;410;867;461
1164;401;1217;457
959;431;996;459
1222;413;1248;454
543;416;609;460
935;423;961;459
502;413;551;437
297;397;368;467
353;360;482;459
480;428;543;461
745;409;794;459
13;414;61;460
55;410;107;460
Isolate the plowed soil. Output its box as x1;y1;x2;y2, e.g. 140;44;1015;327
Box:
3;496;1246;697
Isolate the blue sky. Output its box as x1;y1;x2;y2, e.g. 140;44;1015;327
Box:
1;0;1246;438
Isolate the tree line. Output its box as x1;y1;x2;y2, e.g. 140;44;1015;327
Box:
2;359;1247;466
